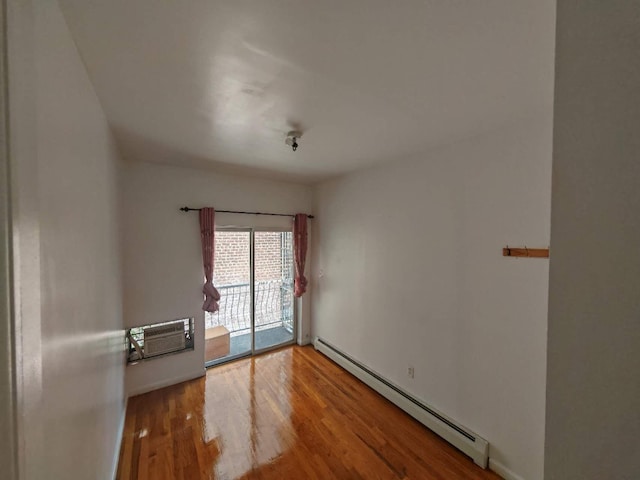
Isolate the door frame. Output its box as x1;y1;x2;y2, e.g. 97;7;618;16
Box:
0;0;18;475
205;227;297;368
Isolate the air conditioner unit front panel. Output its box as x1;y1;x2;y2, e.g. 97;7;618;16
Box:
144;321;186;357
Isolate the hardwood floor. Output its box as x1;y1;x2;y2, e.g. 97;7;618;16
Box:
117;346;502;480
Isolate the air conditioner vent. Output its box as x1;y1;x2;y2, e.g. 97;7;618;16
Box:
143;321;186;357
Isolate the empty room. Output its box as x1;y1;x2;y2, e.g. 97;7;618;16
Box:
2;1;639;480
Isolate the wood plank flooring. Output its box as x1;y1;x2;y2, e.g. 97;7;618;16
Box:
117;346;502;480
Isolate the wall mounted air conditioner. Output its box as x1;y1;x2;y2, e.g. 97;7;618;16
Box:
143;321;186;357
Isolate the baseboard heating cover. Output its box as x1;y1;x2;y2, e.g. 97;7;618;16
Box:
313;337;489;469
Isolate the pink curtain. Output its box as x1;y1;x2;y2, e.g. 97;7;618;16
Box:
293;213;308;297
199;208;221;312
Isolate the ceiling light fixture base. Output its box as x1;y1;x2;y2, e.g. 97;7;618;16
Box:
285;130;302;152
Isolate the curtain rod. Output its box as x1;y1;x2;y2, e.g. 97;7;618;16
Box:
180;206;314;219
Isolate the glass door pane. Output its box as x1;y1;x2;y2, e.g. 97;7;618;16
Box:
205;230;252;365
253;231;295;351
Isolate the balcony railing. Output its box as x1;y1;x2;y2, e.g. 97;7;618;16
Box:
205;280;294;336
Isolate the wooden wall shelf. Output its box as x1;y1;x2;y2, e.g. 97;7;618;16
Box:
503;247;549;258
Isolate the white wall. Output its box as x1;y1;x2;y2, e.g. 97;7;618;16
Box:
122;162;312;396
312;116;552;480
544;1;640;479
8;1;125;478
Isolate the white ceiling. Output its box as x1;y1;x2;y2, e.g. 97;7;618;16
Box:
59;0;555;183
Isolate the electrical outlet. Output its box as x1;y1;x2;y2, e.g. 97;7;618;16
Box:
408;366;414;379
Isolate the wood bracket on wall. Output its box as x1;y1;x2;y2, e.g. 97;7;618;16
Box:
502;246;549;258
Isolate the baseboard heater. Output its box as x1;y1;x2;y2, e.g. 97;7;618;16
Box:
313;337;489;469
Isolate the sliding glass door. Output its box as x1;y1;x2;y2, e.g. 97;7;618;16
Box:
204;229;252;364
204;228;295;366
254;230;295;351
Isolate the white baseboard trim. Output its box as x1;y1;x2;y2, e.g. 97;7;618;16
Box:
127;368;206;397
489;459;526;480
314;337;489;469
110;396;128;480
